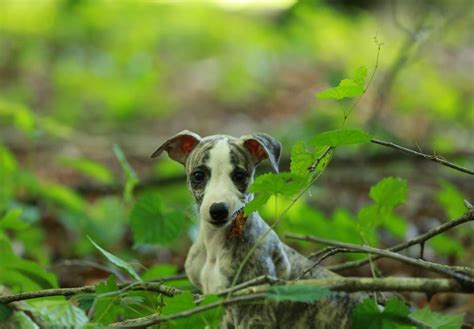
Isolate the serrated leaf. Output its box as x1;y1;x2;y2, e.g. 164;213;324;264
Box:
311;129;372;147
369;177;407;209
58;157;114;184
92;276;122;325
290;141;329;178
266;285;331;303
88;237;142;281
244;173;306;216
411;307;464;329
28;300;88;328
351;298;413;329
130;193;185;246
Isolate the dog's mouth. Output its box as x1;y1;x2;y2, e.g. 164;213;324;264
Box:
209;207;245;227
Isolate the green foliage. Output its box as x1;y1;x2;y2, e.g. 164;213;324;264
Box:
113;144;139;203
130;192;186;246
310;129;372;147
27;299;89;328
244;172;305;215
161;292;223;328
0;303;13;322
266;285;331;303
436;180;466;219
357;177;408;244
58;157;115;184
88;237;142;281
142;264;177;281
411;307;464;329
0;238;58;292
316;66;367;100
91;276;122;325
351;298;413;329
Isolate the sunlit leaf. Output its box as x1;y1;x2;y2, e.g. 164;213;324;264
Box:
28;300;88;328
311;129;372;147
436;180;466;219
88;236;142;281
317;79;364;100
352;66;368;86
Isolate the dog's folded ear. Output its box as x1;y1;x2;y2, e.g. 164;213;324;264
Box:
151;130;201;165
241;133;281;172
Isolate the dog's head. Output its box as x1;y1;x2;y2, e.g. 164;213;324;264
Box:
152;130;281;227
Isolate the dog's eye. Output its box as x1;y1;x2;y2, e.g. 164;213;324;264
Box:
232;171;248;183
191;170;206;183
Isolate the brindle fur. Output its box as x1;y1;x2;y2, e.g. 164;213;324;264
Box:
152;131;365;329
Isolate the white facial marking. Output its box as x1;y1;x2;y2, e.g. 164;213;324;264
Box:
200;139;243;225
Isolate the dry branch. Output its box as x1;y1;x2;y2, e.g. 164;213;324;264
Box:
109;277;470;328
371;139;474;175
0;281;181;304
324;210;474;273
285;233;474;291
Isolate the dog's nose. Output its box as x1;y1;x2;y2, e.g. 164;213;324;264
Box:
209;202;229;222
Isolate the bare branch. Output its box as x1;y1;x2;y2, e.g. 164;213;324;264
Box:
327;210;474;272
0;281;181;304
285;234;474;290
109;277;470;328
371;138;474;175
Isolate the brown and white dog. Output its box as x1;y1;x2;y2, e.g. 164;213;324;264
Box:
152;131;365;328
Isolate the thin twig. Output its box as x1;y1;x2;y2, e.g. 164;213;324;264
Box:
308;146;334;172
285;234;474;290
371;138;474;175
217;275;279;297
327;210;474;272
0;281;181;304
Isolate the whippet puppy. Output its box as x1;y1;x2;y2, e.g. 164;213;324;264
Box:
152;131;365;328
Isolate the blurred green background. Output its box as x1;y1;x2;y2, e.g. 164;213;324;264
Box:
1;0;473;320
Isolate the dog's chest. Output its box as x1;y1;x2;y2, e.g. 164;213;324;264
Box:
200;253;229;293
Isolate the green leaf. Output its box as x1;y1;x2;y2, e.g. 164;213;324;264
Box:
58;157;115;184
0;303;13;322
311;129;372;147
38;183;85;213
0;209;29;231
162;292;223;329
411;307;464;329
142;264;177;281
0;239;58;291
5;311;38;329
290;141;330;178
429;235;465;258
113;144;139;202
244;173;305;216
266;285;331;303
353;66;368;86
92;276;122;325
436;180;466;219
130;193;185;246
316;66;367;100
351;298;414;329
369;177;407;209
28;300;88;328
88;236;142;281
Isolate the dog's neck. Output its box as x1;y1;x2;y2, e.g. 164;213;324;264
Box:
197;212;256;251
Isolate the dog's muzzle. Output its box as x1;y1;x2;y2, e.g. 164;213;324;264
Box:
209;202;244;227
